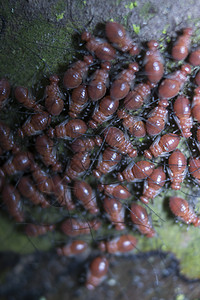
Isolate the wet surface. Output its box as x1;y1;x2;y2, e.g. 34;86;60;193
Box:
1;250;200;300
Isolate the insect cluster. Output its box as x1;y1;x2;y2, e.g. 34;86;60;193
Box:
1;21;200;289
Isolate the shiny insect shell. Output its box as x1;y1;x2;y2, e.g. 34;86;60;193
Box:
103;196;125;231
64;151;90;182
0;78;10;108
25;224;55;236
61;218;101;237
99;234;138;254
99;183;131;200
14;86;43;112
3;151;34;175
188;156;200;184
171;28;192;61
189;47;200;66
118;160;155;182
57;240;88;257
145;104;168;136
123;82;151;110
191;87;200;122
167;149;187;190
86;256;109;290
169;196;200;226
48;119;87;139
69;84;88;118
173;95;192;138
45;74;64;116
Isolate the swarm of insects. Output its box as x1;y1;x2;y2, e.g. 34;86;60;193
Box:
2;21;200;289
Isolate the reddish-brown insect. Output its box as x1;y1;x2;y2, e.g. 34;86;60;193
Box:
45;74;64;116
130;203;155;237
188;157;200;183
14;86;43;112
110;63;139;101
86;256;109;290
0;121;19;153
123;83;151;110
61;218;101;237
81;31;116;61
158;64;191;105
189;47;200;66
118;160;155;182
145;104;168;136
52;174;75;210
35;134;61;172
88;61;111;101
192;87;200;122
169;196;200;226
70;136;101;153
25;223;55;236
0;78;10;108
104;127;137;158
140;166;166;204
172;28;192;61
173;95;192;138
31;163;53;194
3;152;34;175
105;21;140;55
195;71;200;86
69;84;88;118
0;168;5;192
117;110;146;138
93;147;122;179
144;133;180;159
18;111;51;138
57;240;88;257
144;40;164;84
99;234;137;254
64;151;90;182
99;183;131;200
2;184;24;222
168;149;187;190
48;119;87;139
73;180;99;214
103;196;125;230
63;55;93;89
18;176;50;208
88;96;119;128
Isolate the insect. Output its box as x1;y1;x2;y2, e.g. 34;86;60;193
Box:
52;174;75;210
0;78;10;108
195;71;200;86
0;168;5;192
45;74;64;116
57;240;88;257
81;31;116;61
35;134;62;172
0;121;20;153
192;87;200;122
105;21;140;55
17;176;50;208
18;111;51;138
196;127;200;151
3;151;34;175
189;47;200;66
70;136;101;153
93;147;122;179
188;156;200;184
88;96;119;128
99;234;138;254
169;196;200;226
171;28;192;61
130;203;155;237
118;160;155;182
140;166;166;204
98;183;131;200
110;62;139;101
104;127;137;158
144;40;164;85
103;196;125;231
2;184;24;222
145;104;168;136
86;256;109;290
48;119;87;139
117;110;146;138
61;218;101;237
69;84;88;118
123;82;151;110
144;133;180;159
64;151;90;182
63;55;93;89
14;86;43;112
168;149;187;190
88;61;111;101
73;180;99;214
25;223;55;236
158;64;191;106
173;95;192;138
30;163;53;194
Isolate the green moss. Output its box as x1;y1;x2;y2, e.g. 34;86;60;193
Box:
139;2;156;20
124;2;137;9
132;24;140;34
